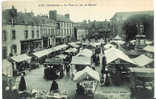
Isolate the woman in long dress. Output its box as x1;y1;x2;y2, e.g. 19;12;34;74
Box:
50;80;59;93
18;73;26;91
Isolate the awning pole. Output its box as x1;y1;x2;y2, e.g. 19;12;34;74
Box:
93;81;99;98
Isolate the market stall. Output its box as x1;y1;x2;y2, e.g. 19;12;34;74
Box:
104;43;115;50
132;54;154;68
44;58;64;80
33;48;56;58
75;41;82;45
54;44;69;52
90;42;101;48
112;35;122;41
10;54;32;76
2;59;13;77
143;45;154;58
77;49;93;58
104;48;135;65
104;48;136;83
143;45;154;53
74;67;100;97
65;48;78;56
146;40;153;45
71;56;91;72
68;42;80;48
129;67;154;97
32;48;56;64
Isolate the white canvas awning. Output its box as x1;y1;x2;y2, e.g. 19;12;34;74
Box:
130;67;154;78
71;56;91;65
104;48;135;65
33;48;55;58
65;48;77;53
104;43;115;49
75;41;81;44
77;49;93;57
143;46;154;53
2;59;13;77
56;54;67;59
11;54;31;62
74;66;100;82
130;40;136;43
113;35;122;40
68;42;80;48
54;44;68;51
90;42;101;47
111;40;125;45
146;40;153;45
82;42;89;45
132;54;153;67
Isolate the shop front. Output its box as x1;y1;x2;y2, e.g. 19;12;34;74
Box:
56;36;67;45
20;39;42;54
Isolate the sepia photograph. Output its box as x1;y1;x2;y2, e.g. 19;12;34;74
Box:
1;0;154;99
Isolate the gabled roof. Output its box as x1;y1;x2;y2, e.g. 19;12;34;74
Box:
104;43;115;49
71;56;91;65
77;49;93;57
73;66;100;82
113;35;122;40
104;48;135;64
143;46;154;53
132;54;153;67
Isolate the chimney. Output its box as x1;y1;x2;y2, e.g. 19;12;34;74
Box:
49;10;57;20
65;13;70;19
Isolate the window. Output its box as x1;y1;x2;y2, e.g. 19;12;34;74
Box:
57;23;60;29
64;29;66;36
12;30;16;40
37;30;39;38
2;30;7;41
11;44;17;54
24;30;28;39
48;29;51;35
45;29;47;34
2;47;7;59
51;29;53;35
32;30;34;38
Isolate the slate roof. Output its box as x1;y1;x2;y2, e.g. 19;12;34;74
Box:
3;9;56;25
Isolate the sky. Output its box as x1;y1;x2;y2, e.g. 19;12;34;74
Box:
2;0;154;22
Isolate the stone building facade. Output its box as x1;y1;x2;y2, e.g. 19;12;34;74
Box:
2;6;56;59
49;10;74;45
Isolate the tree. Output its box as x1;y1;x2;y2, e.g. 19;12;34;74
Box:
123;14;154;42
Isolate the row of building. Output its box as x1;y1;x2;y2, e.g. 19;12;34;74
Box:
2;6;89;59
3;6;153;59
